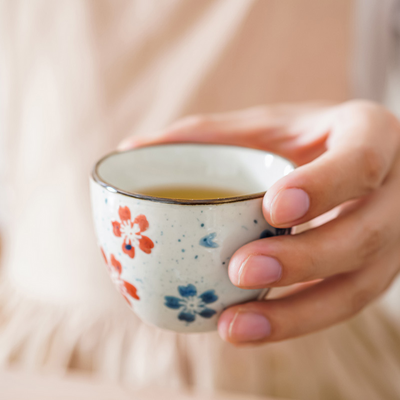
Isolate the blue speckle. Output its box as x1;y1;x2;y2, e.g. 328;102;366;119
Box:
178;239;181;242
195;255;198;259
254;219;257;223
182;249;185;252
161;231;163;236
260;229;274;239
183;234;185;237
125;244;132;250
199;233;219;248
201;223;204;227
171;225;174;227
105;198;108;204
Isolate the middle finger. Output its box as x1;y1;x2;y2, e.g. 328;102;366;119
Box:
229;182;399;289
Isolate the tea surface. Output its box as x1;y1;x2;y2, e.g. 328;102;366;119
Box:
136;185;242;200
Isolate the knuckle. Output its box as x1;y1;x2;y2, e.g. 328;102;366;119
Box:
358;224;386;262
298;251;319;282
358;145;385;191
275;236;319;285
278;251;318;286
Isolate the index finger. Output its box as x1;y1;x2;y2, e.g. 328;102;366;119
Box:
263;101;400;228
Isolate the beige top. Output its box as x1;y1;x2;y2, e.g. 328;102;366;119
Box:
1;1;400;399
1;369;276;400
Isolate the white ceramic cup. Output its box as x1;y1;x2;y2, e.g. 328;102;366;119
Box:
90;144;294;333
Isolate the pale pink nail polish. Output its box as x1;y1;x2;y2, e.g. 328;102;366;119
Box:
239;255;282;286
229;312;271;342
270;188;309;225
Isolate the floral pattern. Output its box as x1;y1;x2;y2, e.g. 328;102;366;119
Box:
100;247;140;304
164;284;218;323
112;206;154;258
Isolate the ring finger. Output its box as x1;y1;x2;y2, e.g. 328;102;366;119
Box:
219;250;399;344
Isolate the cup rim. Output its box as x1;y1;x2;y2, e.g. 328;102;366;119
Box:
91;143;296;205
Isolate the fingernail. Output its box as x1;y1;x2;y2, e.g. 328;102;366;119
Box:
269;188;309;225
229;312;271;342
238;255;282;286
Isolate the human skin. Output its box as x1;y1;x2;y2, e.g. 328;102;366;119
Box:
119;101;400;345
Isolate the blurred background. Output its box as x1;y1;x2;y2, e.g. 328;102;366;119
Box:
0;1;399;399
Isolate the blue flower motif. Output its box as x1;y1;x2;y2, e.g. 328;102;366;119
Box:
199;232;219;248
164;284;218;323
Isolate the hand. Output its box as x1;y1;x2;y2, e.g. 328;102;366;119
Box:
119;101;400;345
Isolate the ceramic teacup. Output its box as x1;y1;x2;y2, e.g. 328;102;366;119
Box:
90;144;294;332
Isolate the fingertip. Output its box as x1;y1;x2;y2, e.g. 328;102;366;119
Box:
218;307;272;343
218;308;237;342
228;254;242;286
263;187;310;226
262;190;275;225
228;239;279;288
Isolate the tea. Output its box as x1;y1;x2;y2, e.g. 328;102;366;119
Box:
136;185;241;200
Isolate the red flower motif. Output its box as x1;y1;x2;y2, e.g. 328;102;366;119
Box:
100;247;140;303
111;206;154;259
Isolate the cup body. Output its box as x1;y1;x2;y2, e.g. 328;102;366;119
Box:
91;144;293;332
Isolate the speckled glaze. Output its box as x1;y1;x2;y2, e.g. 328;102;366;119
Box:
90;144;294;333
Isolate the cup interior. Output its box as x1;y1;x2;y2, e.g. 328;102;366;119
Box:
94;144;295;201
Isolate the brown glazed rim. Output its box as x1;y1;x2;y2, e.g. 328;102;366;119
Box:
91;143;296;206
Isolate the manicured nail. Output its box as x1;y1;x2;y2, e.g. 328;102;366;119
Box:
269;188;309;225
229;312;271;342
238;255;282;286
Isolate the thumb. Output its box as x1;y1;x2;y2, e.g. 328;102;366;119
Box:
117;107;298;152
